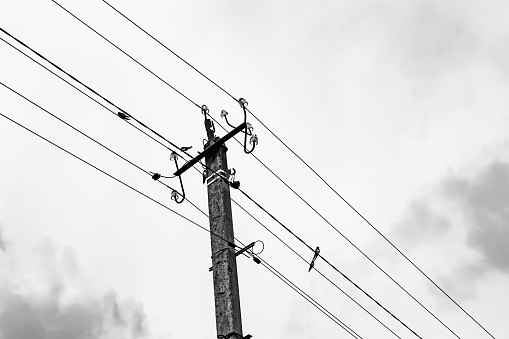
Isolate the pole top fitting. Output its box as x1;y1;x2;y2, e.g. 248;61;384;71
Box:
238;98;248;107
170;151;178;162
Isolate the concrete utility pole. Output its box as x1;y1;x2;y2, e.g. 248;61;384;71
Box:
173;105;250;338
204;116;244;338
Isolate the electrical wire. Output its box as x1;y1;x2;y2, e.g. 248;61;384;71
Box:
100;0;238;103
98;4;497;338
50;0;200;109
3;8;476;337
0;28;211;202
3;18;420;337
0;27;221;207
0;28;193;161
4;20;445;338
0;111;223;244
47;0;238;163
2;71;395;336
3;20;374;337
230;198;403;339
0;110;362;338
0;79;211;228
243;150;462;339
257;257;363;339
89;5;495;339
2;32;402;337
236;188;424;339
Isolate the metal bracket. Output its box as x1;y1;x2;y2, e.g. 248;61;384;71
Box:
206;169;227;186
217;332;252;339
174;122;246;177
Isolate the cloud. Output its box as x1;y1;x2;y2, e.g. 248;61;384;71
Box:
443;162;509;271
391;200;452;250
0;237;150;339
387;159;509;301
283;300;312;339
0;225;7;252
392;0;481;82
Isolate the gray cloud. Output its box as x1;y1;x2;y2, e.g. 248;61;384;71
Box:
392;160;509;273
387;159;509;301
0;238;150;339
393;0;481;82
444;162;509;271
391;200;452;250
0;287;149;339
0;225;6;252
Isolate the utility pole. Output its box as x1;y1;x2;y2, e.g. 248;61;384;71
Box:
204;114;244;338
173;104;253;339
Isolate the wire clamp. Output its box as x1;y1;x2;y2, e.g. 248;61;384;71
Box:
228;168;241;189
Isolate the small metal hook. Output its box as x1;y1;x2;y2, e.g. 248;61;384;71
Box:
249;134;258;146
245;122;254;136
238;98;257;154
201;104;209;115
220;109;237;129
171;152;185;204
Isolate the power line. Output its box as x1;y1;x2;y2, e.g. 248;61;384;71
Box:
1;68;363;337
10;4;483;336
240;150;463;339
235;188;424;339
2;27;433;338
0;110;219;244
0;28;193;161
34;3;432;334
230;198;403;339
49;0;200;109
1;27;221;205
101;0;238;103
257;256;363;339
0;29;231;210
0;111;362;338
0;79;210;225
93;4;495;338
3;33;402;337
245;119;494;339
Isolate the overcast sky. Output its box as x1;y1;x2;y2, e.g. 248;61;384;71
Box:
1;1;508;338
